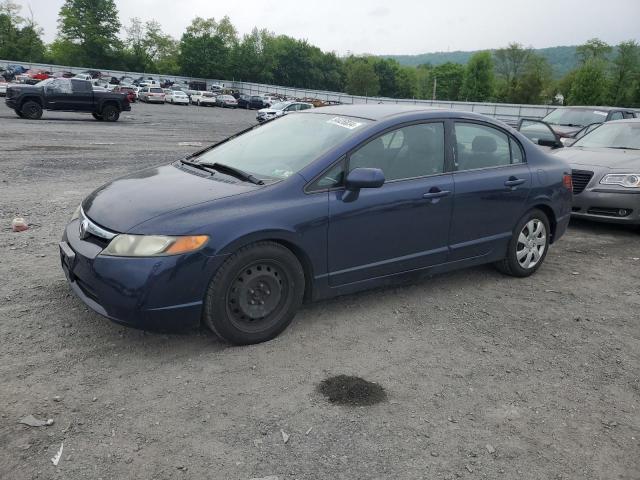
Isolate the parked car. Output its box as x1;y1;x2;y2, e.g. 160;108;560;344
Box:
236;94;251;109
59;105;571;345
74;73;93;81
256;101;314;122
532;107;637;142
113;85;137;103
262;95;281;107
138;86;165;103
5;77;130;121
53;71;75;79
166;90;190;105
191;91;217;106
0;81;8;96
215;94;238;108
551;119;640;225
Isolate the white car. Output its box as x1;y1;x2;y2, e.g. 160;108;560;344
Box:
139;86;166;103
191;91;217;106
165;90;190;105
256;101;314;123
0;81;7;96
262;95;282;107
74;73;93;81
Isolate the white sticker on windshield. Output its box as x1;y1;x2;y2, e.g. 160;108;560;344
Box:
327;117;363;130
593;111;607;116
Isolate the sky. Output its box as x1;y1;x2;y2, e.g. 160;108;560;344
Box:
12;0;640;56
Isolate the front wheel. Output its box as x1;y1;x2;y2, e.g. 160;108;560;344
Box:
21;100;42;120
92;112;104;121
203;241;305;345
495;209;550;277
14;109;24;118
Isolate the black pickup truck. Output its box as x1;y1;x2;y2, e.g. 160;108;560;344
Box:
5;78;131;121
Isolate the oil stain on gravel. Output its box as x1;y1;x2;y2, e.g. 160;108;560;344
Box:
318;375;387;406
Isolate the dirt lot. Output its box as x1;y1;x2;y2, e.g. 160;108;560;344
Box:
1;101;639;480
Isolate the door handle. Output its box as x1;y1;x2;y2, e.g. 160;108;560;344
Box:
504;177;526;188
422;189;451;200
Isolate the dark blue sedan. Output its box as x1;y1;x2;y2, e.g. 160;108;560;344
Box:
60;105;572;344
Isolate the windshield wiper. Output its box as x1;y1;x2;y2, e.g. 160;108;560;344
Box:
559;123;582;127
180;158;216;174
198;162;264;185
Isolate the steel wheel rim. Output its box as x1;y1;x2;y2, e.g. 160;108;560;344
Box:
226;260;289;333
516;219;546;269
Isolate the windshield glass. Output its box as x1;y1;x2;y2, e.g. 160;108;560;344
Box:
270;102;288;111
573;122;640;150
543;108;608;126
196;113;371;180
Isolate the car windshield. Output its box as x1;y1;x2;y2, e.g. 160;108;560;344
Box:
270;102;289;111
573;122;640;150
202;92;214;97
543;108;609;127
195;113;371;180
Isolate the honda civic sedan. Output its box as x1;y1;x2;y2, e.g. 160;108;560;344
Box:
60;105;572;345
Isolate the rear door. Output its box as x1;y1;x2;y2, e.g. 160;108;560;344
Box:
70;79;94;111
449;121;531;261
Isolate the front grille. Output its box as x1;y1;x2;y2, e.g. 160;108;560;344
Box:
571;169;594;194
586;207;632;217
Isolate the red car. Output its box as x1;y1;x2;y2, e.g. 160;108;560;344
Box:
113;86;137;103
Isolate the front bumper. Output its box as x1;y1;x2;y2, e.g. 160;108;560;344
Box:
60;220;227;330
572;189;640;224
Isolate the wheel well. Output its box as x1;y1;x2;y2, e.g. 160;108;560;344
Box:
533;204;557;243
265;239;314;302
100;101;119;112
20;96;42;108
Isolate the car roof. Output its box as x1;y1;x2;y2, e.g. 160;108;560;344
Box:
550;106;632;112
305;104;487;121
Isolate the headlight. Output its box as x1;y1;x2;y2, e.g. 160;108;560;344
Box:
101;234;209;257
70;205;81;221
600;173;640;188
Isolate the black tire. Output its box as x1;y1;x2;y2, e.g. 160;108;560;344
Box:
495;209;550;277
14;109;24;118
203;241;305;345
101;105;120;122
92;112;104;121
21;100;42;120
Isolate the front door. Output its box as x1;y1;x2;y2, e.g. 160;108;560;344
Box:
449;121;532;261
327;122;453;286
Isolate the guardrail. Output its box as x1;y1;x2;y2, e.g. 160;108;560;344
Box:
0;58;560;123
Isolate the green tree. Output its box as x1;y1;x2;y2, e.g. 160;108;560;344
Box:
567;58;610;105
576;38;612;64
460;51;495;101
513;55;552;104
414;64;432;99
0;1;45;62
395;66;417;98
609;40;639;106
494;43;532;102
57;0;122;67
344;57;380;96
179;16;237;78
430;62;465;100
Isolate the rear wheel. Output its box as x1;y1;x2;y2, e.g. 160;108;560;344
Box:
203;241;305;345
21;100;42;120
92;112;104;121
101;105;120;122
495;209;550;277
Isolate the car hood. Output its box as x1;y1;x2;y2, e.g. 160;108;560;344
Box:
552;147;640;169
82;164;257;233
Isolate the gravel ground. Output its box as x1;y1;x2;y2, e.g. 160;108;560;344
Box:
1;101;639;480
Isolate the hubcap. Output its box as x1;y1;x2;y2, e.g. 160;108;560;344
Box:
227;261;287;329
516;219;546;269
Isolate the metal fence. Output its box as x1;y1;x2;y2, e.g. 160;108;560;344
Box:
1;58;558;123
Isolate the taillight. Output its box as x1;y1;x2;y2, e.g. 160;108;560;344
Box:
563;174;573;191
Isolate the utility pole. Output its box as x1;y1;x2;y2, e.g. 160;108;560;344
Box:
432;76;437;101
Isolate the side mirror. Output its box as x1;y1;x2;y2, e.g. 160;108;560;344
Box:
538;138;563;148
345;168;385;190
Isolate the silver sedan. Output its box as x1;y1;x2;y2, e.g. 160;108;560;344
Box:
552;119;640;224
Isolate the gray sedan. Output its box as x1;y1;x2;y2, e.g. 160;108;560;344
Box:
552;119;640;224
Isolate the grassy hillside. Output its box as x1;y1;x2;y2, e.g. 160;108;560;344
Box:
385;46;578;78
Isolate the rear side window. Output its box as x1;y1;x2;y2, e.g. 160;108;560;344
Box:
455;122;522;171
71;79;91;93
623;111;636;119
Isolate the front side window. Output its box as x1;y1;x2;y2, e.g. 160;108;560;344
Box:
45;79;72;94
455;122;516;170
349;123;445;181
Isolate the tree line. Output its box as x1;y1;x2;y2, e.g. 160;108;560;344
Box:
1;0;639;107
